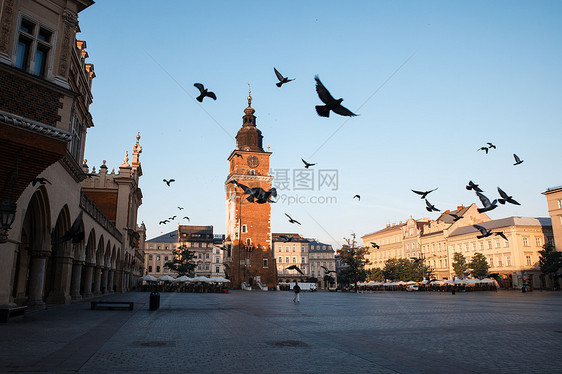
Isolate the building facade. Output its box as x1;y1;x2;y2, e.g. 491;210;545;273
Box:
223;93;277;289
0;0;145;308
144;226;224;278
542;186;562;251
362;204;553;288
308;239;336;289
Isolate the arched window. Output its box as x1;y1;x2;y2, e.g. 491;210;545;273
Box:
246;238;252;246
242;224;247;233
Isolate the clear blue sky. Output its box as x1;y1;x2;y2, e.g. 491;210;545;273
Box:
78;1;562;249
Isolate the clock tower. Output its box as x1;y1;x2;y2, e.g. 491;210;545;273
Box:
224;91;277;289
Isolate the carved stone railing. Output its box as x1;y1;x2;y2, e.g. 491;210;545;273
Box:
80;191;122;242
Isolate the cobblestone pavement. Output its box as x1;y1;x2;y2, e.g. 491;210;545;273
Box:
1;290;561;373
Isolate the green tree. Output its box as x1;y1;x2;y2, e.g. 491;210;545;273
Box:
452;252;468;278
337;234;370;288
164;244;196;276
368;268;384;282
382;258;425;281
469;252;489;278
538;243;562;289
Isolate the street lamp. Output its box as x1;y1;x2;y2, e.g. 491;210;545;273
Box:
0;197;17;243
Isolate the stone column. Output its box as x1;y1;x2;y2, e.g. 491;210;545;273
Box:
26;250;51;309
107;270;115;293
70;260;84;300
82;262;95;298
93;265;102;296
46;254;74;304
115;266;124;293
101;267;109;294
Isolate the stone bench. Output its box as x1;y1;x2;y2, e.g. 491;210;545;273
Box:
90;301;134;311
0;306;28;323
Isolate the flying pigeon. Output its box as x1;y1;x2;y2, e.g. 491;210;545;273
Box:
279;235;293;242
183;216;190;221
314;75;357;117
178;206;184;210
476;191;497;213
478;147;489;154
370;242;380;249
274;67;294;87
497;187;520;205
473;224;493;239
194;83;216;102
353;195;360;201
425;199;440;212
163;179;175;186
466;180;483;192
32;177;51;186
285;213;301;225
286;264;304;275
487;142;496;149
447;213;464;222
53;211;84;244
301;158;316;168
320;265;336;274
513;154;524;166
159;220;169;225
494;232;508;241
411;188;438;199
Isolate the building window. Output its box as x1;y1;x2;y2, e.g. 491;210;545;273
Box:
535;237;541;247
205;253;210;259
164;256;168;261
292;246;296;252
157;246;161;250
16;18;53;77
263;259;268;268
198;253;202;259
526;255;531;266
278;257;282;263
506;256;511;266
197;263;202;270
292;257;297;263
205;264;209;271
495;241;500;248
216;266;220;273
156;266;160;272
504;240;509;247
68;112;84;162
301;257;305;264
497;257;503;267
215;257;220;263
489;257;494;267
548;237;554;246
156;255;160;261
242;224;247;233
246;238;252;246
149;254;153;260
480;242;484;250
523;237;529;246
148;265;152;272
285;257;289;263
487;241;492;249
558;200;562;209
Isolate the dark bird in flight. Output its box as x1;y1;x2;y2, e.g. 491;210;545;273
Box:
513;153;524;166
370;242;380;249
215;245;228;251
169;233;176;237
495;232;508;241
497;187;520;206
274;67;294;87
159;220;169;225
447;213;464;222
476;191;497;213
301;158;316;168
410;257;422;263
286;264;304;275
194;83;216;102
411;188;438;199
183;216;190;221
466;180;484;193
163;179;175;186
320;265;336;274
178;207;184;210
487;142;496;149
279;235;293;242
353;195;360;201
425;199;440;212
473;224;493;239
478;146;489;154
234;153;243;158
229;180;277;204
285;213;301;225
314;75;357;117
168;216;177;220
53;211;84;244
32;177;51;186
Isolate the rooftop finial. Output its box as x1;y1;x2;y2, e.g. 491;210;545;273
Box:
247;83;252;107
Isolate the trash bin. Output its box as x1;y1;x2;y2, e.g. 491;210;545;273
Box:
149;292;160;311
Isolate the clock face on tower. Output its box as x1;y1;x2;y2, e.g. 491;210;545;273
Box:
247;155;259;168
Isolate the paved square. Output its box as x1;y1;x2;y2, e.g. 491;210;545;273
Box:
1;290;561;373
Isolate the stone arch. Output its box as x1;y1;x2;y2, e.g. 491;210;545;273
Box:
12;186;51;306
80;228;97;298
45;204;71;303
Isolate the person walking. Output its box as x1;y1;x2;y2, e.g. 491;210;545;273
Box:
293;281;301;303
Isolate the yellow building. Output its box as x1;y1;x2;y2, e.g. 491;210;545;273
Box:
362;204;553;288
542;186;562;251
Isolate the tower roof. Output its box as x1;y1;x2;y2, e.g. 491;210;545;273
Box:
236;88;263;151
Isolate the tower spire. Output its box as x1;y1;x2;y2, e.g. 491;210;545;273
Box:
247;83;252;107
